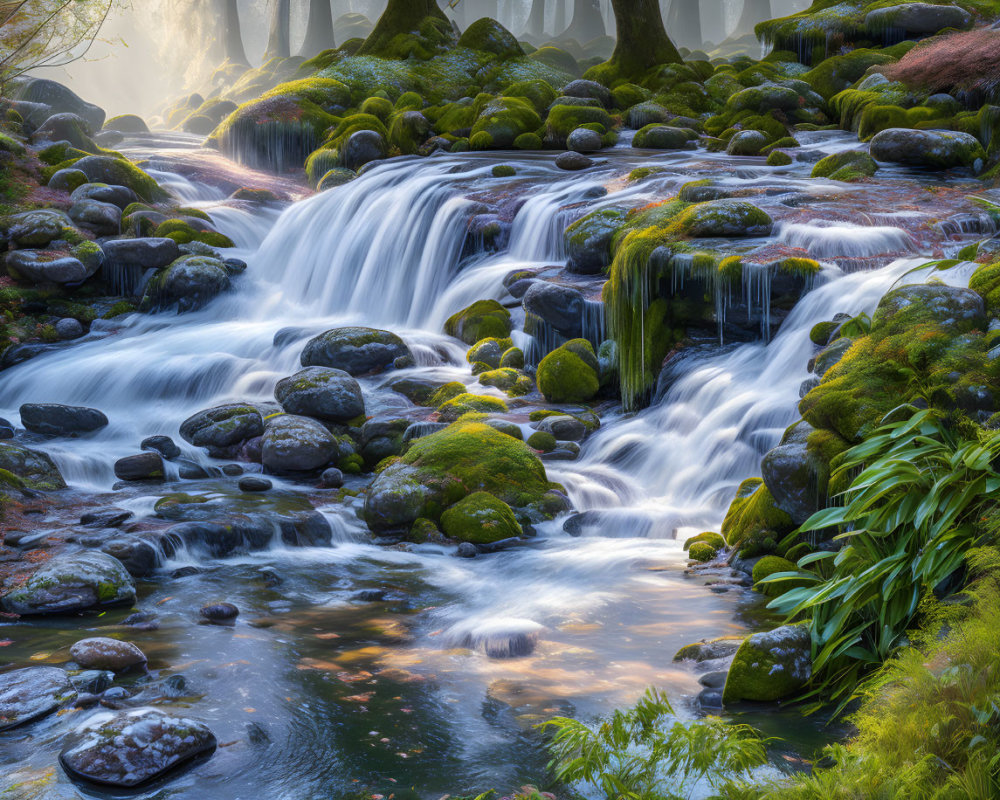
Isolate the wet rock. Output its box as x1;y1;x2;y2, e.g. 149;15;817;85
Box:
633;125;692;149
146;255;230;312
70;637;146;672
874;283;986;333
4;209;74;247
673;636;744;662
522;281;585;339
555;151;593;171
0;667;77;731
68;199;121;236
70;670;114;694
177;460;210;479
680;199;772;237
238;475;272;492
261;415;336;473
179;404;264;456
48;168;89;193
566;127;602;153
5;250;100;285
102;538;159;578
865;2;972;34
141;435;181;460
1;552;135;615
0;441;66;489
0;418;14;439
275;366;364;422
761;422;827;526
456;542;478;558
534;415;587;441
699;671;729;689
59;708;217;787
55;318;85;340
561;79;612;109
13;77;105;129
200;602;238;623
20;403;108;437
300;326;412;376
809;337;852;376
319;467;344;488
726;130;769;156
722;624;811;703
341;129;388;171
870;128;986;172
114;452;165;482
360;417;409;466
697;687;723;710
70;182;139;210
80;506;133;527
102;237;180;269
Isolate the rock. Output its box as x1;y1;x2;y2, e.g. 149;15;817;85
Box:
726;130;769;156
0;418;13;439
0;441;66;489
319;467;344;488
48;168;89;193
341;129;387;171
441;491;523;544
456;542;478;558
722;624;812;703
810;337;852;376
146;255;230;312
200;602;239;622
760;422;827;526
274;366;364;422
141;435;181;460
523;281;585;339
673;636;744;662
626;101;672;128
113;452;165;481
870;128;986;172
238;476;272;492
318;168;356;190
179;404;263;455
70;155;164;202
561;79;612;109
874;284;986;333
566;127;602;153
102;237;181;270
678;199;773;237
467;338;504;369
70;637;146;671
104;113;148;133
59;708;216;787
444;300;512;344
1;552;135;615
101;538;159;577
535;414;588;441
555;151;593;170
727;85;803;114
865;2;972;34
20;403;108;436
0;667;77;731
261;415;336;473
55;318;84;340
300;326;412;376
32;112;96;146
4;209;74;246
699;671;729;689
13;77;105;129
565;207;628;275
633;125;692;149
5;250;100;285
70;182;138;210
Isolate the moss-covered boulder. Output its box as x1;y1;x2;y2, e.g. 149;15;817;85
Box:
752;555;809;597
674;200;773;238
438;393;508;421
684;531;726;551
142;255;231;312
688;541;717;561
721;477;794;556
179;403;264;457
471;96;542;149
722;625;811;704
869;128;987;172
457;18;524;60
1;552;135;615
726;130;770;156
445;299;512;344
812;150;879;181
565;207;628;275
632;124;692;150
537;339;600;403
440;491;523;544
545;104;613;146
0;442;66;491
467;337;507;369
301;326;412;375
363;418;552;532
64;155;166;203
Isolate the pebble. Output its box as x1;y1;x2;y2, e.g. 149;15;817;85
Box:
238;475;272;492
199;602;239;623
319;467;344;488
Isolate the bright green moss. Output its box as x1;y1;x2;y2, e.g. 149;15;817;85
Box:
438;393;508;421
720;478;794;551
767;150;793;166
470;96;542;149
429;381;467;408
526;430;557;452
503;79;557;113
440;491;523;544
812;150;879;181
153;219;234;248
444;299;512;345
752;555;808;597
970;260;1000;316
684;531;726;551
545;104;613;145
492;164;516;177
537;340;600;403
478;367;522;392
305;147;340;186
360;96;394;121
688;541;717;562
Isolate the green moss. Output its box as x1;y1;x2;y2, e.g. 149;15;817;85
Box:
360;96;394;121
545;104;613;145
812;149;879;181
688;541;717;562
429;381;467;408
440;491;523;544
752;555;809;597
526;430;557;452
803;48;898;98
444;299;512;345
537;340;600;403
492;164;516;177
684;531;726;551
0;132;25;156
721;478;794;551
504;79;557;113
513;132;542;149
970;261;1000;315
471;96;542;149
478;367;522;392
305;147;341;186
438;393;508;421
810;320;838;345
767;150;793;166
500;347;524;369
722;625;811;703
153;219;234;248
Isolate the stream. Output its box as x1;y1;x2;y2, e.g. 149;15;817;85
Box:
0;131;993;799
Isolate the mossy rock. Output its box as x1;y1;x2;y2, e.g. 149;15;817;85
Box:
970;261;1000;316
688;541;717;562
674;200;773;238
438;393;508;421
632;124;692;150
467;337;510;369
500;347;524;369
478;367;522;392
305;147;341;186
0;552;135;615
492;164;516;177
444;299;512;345
526;430;557;453
429;381;467;408
766;150;793;166
545;104;613;146
722;625;811;704
752;555;809;597
565;206;629;274
471;96;542;149
440;491;523;544
0;442;66;491
812;150;879;181
537;340;600;403
71;155;166;203
457;18;524;60
388;110;431;154
360;96;394;122
504;79;557;113
153;219;234;248
721;478;794;551
684;531;726;551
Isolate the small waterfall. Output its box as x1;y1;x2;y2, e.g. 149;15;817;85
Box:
777;220;918;259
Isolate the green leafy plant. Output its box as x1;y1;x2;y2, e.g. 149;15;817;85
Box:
762;405;1000;708
540;688;768;800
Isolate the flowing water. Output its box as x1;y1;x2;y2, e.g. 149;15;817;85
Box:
0;132;992;799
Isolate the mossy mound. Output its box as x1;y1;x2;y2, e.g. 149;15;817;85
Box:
684;531;726;551
438;393;508;421
441;490;523;544
537;339;600;403
470;96;542;149
153;219;234;248
457;18;524;60
545;103;613;146
812;149;879;180
688;541;717;562
722;625;811;704
720;478;795;556
445;299;512;344
752;555;809;597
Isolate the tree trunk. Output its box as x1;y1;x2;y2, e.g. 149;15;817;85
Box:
608;0;681;77
735;0;772;35
359;0;448;54
222;0;248;65
700;0;727;45
561;0;605;41
299;0;336;57
554;0;566;33
665;0;702;49
527;0;546;36
265;0;291;60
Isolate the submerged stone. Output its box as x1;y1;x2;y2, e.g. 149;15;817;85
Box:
0;667;77;731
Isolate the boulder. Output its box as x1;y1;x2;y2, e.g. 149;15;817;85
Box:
146;255;230;312
102;237;180;269
200;602;238;622
31;112;95;148
722;624;812;703
673;636;744;662
70;182;139;210
555;151;593;170
633;125;692;149
179;403;264;455
534;414;588;441
1;552;135;615
341;129;387;171
12;77;105;129
70;637;146;671
20;403;108;436
441;491;523;544
676;199;773;237
865;2;972;34
523;281;586;339
140;435;181;459
261;415;336;473
69;199;121;236
71;155;165;202
113;452;165;481
565;207;628;275
869;128;986;172
444;300;512;344
4;209;74;247
274;366;364;422
566;127;602;153
760;421;827;526
0;667;77;731
48;168;89;193
55;318;84;340
873;284;986;334
300;326;412;375
562;79;612;109
625;101;672;128
537;340;600;403
59;708;216;788
0;442;66;490
726;130;769;156
5;250;101;285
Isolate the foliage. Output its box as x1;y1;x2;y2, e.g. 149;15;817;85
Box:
541;688;768;800
884;29;1000;102
763;405;1000;708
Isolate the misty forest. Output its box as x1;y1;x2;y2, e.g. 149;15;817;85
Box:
1;0;1000;797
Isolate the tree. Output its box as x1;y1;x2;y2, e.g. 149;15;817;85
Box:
0;0;120;92
264;0;291;60
359;0;449;55
734;0;772;36
665;0;702;49
221;0;248;64
560;0;604;41
602;0;681;80
526;0;546;37
299;0;335;57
